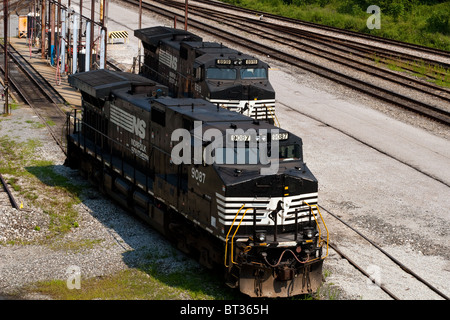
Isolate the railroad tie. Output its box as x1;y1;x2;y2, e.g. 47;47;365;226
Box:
108;31;129;44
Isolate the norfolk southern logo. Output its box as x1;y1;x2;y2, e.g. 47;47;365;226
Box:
110;104;146;139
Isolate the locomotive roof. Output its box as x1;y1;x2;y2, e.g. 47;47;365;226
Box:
135;26;202;48
154;98;252;123
192;43;250;57
107;86;250;122
68;69;159;99
154;98;290;135
135;26;262;63
111;88;285;133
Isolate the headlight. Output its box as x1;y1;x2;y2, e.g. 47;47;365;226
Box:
305;228;314;239
256;232;266;243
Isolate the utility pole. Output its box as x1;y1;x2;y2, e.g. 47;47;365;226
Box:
100;0;108;69
41;0;46;59
50;1;55;65
3;0;9;115
138;0;142;73
90;0;94;70
57;0;61;68
78;0;82;64
72;12;78;74
184;0;188;31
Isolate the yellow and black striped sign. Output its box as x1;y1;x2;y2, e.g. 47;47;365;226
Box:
108;31;129;44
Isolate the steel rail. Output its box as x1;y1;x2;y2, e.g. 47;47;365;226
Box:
326;240;400;300
4;44;67;106
154;0;450;91
168;0;450;70
0;173;19;210
321;206;450;300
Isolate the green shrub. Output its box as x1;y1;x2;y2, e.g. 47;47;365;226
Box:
426;10;450;34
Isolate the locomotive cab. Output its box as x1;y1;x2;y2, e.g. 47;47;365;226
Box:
193;122;327;297
194;53;276;122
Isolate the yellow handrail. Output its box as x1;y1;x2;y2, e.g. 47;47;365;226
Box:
230;208;252;265
304;202;329;260
224;204;245;267
265;105;280;127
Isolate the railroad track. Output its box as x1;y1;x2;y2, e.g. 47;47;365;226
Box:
137;0;450;126
321;207;449;300
275;97;450;300
171;0;450;71
172;4;450;109
191;7;450;94
195;0;450;66
0;43;69;154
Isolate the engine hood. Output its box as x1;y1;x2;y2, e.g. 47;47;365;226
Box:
215;162;318;198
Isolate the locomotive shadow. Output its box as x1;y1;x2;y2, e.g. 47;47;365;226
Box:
25;163;240;299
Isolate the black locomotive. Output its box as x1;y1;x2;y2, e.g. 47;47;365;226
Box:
66;69;328;298
134;26;277;124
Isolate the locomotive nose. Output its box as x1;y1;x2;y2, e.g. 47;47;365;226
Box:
210;83;272;100
247;84;261;100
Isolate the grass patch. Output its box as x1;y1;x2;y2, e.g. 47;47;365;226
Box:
25;119;46;129
25;248;319;300
0;134;83;239
372;53;450;87
29;269;194;300
49;239;104;252
27;264;239;300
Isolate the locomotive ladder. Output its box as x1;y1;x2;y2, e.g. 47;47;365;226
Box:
304;201;329;261
265;105;280;127
224;204;253;267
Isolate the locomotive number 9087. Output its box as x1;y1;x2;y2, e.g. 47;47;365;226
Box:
191;168;206;183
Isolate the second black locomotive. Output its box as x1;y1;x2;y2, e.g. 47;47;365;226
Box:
135;26;277;123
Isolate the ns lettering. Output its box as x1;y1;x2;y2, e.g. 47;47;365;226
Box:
133;117;146;140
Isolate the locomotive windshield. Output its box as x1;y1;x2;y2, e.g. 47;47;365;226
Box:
215;147;259;164
213;143;301;165
240;68;267;79
206;68;237;80
206;67;267;80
